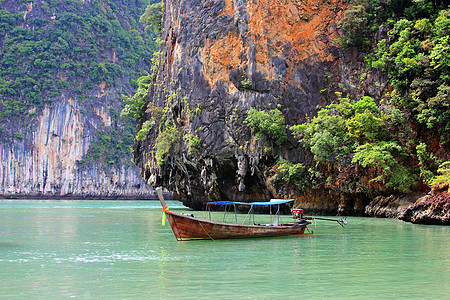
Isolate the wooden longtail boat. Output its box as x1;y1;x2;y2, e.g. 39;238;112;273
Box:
156;187;313;241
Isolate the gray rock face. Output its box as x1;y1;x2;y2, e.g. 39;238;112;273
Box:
365;194;420;219
1;97;154;199
134;0;372;210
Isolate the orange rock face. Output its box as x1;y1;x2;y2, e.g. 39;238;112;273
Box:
246;0;341;61
202;32;244;90
198;0;344;90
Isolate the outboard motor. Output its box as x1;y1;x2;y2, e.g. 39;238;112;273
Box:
292;208;304;220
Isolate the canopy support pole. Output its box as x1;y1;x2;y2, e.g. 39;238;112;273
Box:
223;204;228;222
277;204;280;225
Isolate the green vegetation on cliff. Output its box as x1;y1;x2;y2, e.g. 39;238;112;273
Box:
428;161;450;189
245;108;287;146
370;10;450;134
292;94;417;191
292;1;449;193
243;1;449;195
140;1;163;33
79;125;135;168
0;0;158;144
121;75;153;123
339;0;449;135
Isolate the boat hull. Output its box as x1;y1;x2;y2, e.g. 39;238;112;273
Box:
165;211;312;241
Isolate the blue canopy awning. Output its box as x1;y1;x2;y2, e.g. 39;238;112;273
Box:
207;199;294;206
206;201;234;205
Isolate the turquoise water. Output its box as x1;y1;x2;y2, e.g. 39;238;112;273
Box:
0;200;448;299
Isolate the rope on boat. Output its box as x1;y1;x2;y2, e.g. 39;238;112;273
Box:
242;205;253;225
197;220;215;241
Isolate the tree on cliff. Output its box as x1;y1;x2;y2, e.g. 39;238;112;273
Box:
140;1;163;33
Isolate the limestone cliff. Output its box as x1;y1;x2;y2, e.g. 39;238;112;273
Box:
0;0;155;199
1;97;153;199
133;0;385;211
